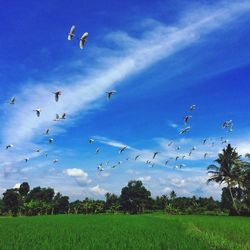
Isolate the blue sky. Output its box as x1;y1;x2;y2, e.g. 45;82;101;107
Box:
0;0;250;200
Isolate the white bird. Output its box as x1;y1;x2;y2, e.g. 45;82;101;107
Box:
184;115;192;124
179;126;190;134
33;109;41;117
6;144;13;150
203;138;208;144
189;105;196;111
175;156;179;161
25;158;29;163
88;138;94;144
54;114;60;121
111;165;117;169
48;138;54;144
53;159;59;164
45;129;50;135
68;25;75;40
79;32;88;49
135;155;140;160
106;90;116;100
9;97;16;105
168;141;173;147
153;152;159;159
118;161;122;165
35;149;41;153
119;146;127;154
146;160;152;164
176;146;181;150
204;153;208;158
53;91;61;102
165;160;169;166
192;146;196;151
179;164;186;168
182;155;186;160
98;163;104;171
188;151;192;156
61;113;66;120
96;148;100;154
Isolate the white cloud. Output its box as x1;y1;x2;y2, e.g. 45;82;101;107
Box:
13;183;21;189
137;176;152;183
93;136;131;149
88;185;107;196
63;168;91;186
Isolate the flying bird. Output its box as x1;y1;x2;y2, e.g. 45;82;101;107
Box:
96;148;100;154
53;91;61;102
182;155;186;160
119;146;127;154
79;32;88;49
175;156;179;161
184;115;192;124
53;159;59;164
106;90;116;100
9;97;16;105
203;138;208;144
189;105;196;111
204;153;208;158
176;146;181;150
33;109;41;117
54;114;60;121
135;155;140;160
48;138;54;144
35;149;41;153
61;113;66;120
88;138;94;144
6;144;13;150
45;129;50;135
165;160;169;166
68;25;75;40
168;141;173;147
25;158;29;163
179;126;190;134
153;152;159;159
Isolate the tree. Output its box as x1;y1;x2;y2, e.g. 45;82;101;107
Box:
105;193;120;212
207;144;241;214
19;182;30;197
2;189;21;216
120;180;151;214
53;192;69;214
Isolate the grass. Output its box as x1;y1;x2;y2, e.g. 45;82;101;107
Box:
0;214;249;250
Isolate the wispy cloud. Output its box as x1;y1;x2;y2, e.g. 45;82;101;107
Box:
63;168;91;186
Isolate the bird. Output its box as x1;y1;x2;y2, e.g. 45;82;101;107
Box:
203;138;208;144
192;146;196;151
53;91;61;102
96;148;100;154
6;144;13;150
176;146;181;150
204;153;208;158
48;138;54;144
53;159;58;164
188;151;192;156
222;139;228;144
9;97;16;105
179;164;186;168
135;155;140;160
106;90;116;100
165;160;169;166
35;149;41;153
88;138;94;144
168;141;173;147
182;155;186;160
189;105;196;111
175;156;179;161
118;161;122;165
98;163;104;171
25;158;29;163
79;32;88;49
119;146;127;154
45;129;50;135
54;114;60;121
61;113;66;120
68;25;75;40
184;115;192;124
179;126;190;134
45;153;48;158
33;109;41;117
111;165;117;169
146;160;152;164
153;152;159;159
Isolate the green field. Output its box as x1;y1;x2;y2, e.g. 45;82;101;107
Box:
0;214;249;250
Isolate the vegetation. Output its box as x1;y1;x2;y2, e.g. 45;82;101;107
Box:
0;144;249;217
207;144;250;215
0;214;249;250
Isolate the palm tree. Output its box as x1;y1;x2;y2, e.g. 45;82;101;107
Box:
207;144;241;213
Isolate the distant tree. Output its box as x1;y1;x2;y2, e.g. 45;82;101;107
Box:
105;193;120;212
120;180;151;214
53;192;69;214
2;189;21;216
170;190;177;201
19;182;30;197
207;144;241;214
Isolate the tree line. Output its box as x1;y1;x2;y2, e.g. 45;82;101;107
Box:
0;144;249;216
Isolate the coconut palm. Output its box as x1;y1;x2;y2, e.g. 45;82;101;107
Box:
207;144;241;213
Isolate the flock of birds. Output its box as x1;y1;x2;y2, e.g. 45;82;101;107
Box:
3;25;234;173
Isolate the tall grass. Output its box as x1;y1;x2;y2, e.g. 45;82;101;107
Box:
0;214;249;249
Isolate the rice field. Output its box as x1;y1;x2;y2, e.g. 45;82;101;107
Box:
0;214;249;250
